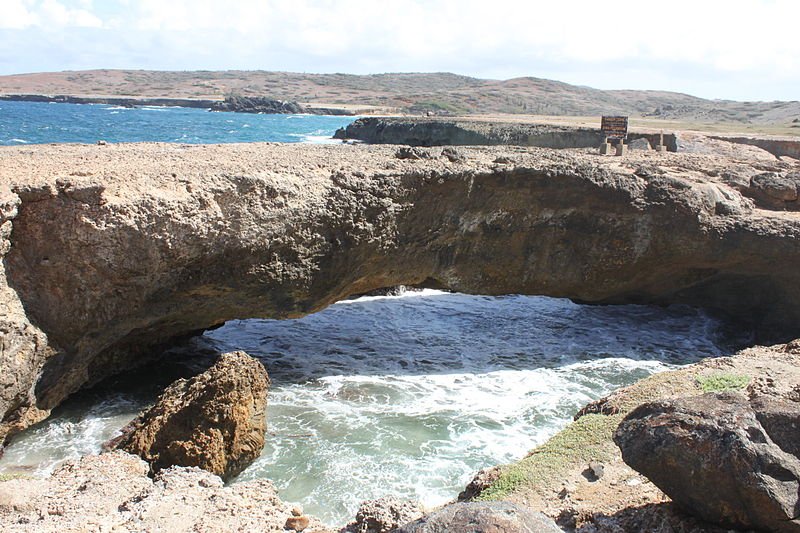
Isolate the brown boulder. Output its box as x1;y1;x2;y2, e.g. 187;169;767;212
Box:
112;351;269;480
614;392;800;532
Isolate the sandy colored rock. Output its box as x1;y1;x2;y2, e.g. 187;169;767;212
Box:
1;142;800;442
112;351;269;480
0;451;331;532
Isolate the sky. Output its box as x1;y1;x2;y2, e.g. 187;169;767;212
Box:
0;0;798;102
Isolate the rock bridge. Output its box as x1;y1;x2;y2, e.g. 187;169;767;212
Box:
1;142;799;443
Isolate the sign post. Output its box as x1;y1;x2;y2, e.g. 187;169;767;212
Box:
600;116;628;156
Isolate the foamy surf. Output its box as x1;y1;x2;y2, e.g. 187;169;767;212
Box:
0;292;731;524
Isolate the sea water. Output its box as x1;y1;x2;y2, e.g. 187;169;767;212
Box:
0;100;354;145
0;291;732;524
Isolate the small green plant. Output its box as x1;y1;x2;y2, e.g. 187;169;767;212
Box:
696;373;750;393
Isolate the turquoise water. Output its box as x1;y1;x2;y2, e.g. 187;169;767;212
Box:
0;100;355;145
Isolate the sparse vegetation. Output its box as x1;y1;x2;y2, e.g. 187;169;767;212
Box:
696;373;750;393
478;413;624;500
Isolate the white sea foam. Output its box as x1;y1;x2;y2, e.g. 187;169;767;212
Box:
0;292;728;524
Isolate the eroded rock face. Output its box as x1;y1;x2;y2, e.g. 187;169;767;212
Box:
397;501;562;533
111;351;269;480
1;142;800;442
614;392;800;532
0;451;331;533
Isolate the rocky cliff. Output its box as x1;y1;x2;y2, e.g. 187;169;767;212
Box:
334;117;679;151
1;142;800;443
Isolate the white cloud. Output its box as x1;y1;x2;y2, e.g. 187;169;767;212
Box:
1;0;799;100
0;0;102;29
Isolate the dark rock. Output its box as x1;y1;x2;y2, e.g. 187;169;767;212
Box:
614;392;800;532
210;95;307;115
344;497;424;533
398;501;562;533
111;351;269;481
587;461;604;481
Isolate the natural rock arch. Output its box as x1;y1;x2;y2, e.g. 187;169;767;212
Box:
1;142;799;442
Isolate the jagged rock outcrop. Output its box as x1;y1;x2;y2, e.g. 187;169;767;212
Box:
1;142;800;443
0;451;331;532
614;392;800;532
110;351;269;480
397;501;562;532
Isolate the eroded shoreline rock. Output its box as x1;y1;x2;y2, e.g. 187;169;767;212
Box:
1;142;800;442
110;351;269;481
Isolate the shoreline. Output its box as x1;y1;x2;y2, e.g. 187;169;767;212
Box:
0;94;369;116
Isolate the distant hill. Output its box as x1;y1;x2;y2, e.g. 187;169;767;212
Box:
1;69;799;125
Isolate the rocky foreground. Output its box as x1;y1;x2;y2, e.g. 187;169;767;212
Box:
2;141;800;444
1;341;798;532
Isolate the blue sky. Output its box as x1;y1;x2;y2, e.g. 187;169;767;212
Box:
1;0;798;102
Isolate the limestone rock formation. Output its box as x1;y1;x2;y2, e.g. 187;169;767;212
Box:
112;351;269;480
0;451;331;532
343;497;425;533
397;501;562;532
1;142;800;442
614;392;800;532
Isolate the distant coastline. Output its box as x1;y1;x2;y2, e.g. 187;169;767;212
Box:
0;93;218;109
0;93;358;116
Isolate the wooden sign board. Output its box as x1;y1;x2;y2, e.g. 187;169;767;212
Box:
601;116;628;140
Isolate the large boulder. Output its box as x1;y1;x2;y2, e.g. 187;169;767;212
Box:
614;392;800;532
397;501;561;533
111;351;269;480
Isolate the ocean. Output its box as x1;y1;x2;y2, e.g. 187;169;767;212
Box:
0;100;354;145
